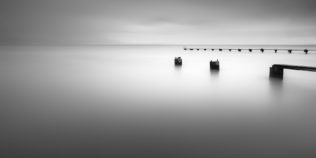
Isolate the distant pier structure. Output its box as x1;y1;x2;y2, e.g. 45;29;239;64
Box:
184;47;313;54
270;64;316;80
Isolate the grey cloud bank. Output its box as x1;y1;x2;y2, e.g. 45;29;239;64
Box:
1;0;316;45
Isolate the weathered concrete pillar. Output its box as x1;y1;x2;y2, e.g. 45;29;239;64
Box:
210;60;220;70
269;66;284;79
174;57;182;66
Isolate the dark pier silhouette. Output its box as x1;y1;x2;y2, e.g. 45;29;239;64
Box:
269;64;316;79
185;47;314;54
174;57;182;66
210;60;220;70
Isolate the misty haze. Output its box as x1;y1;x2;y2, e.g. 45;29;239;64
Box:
1;0;316;158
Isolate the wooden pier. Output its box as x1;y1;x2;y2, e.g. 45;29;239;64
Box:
269;64;316;79
184;47;315;54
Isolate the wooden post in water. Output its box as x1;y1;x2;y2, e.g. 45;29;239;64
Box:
210;60;220;70
270;66;284;79
174;57;182;66
260;48;264;53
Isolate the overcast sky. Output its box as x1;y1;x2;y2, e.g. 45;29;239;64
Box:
1;0;316;45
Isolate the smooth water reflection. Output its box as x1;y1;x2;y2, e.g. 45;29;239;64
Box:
1;45;316;158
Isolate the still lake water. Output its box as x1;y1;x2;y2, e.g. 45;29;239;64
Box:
1;45;316;157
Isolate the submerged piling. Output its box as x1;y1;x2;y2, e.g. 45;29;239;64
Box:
210;60;220;70
270;66;284;79
174;57;182;66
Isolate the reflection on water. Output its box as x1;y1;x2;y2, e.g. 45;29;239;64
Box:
1;45;316;158
269;77;284;99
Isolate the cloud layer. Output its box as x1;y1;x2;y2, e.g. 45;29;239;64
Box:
1;0;316;45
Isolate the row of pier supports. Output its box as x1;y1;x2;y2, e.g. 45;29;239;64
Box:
175;57;316;80
184;48;311;54
174;57;220;70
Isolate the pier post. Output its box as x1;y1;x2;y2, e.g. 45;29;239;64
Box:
210;60;220;70
174;57;182;66
269;66;284;79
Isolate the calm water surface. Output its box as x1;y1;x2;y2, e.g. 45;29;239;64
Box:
1;45;316;157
